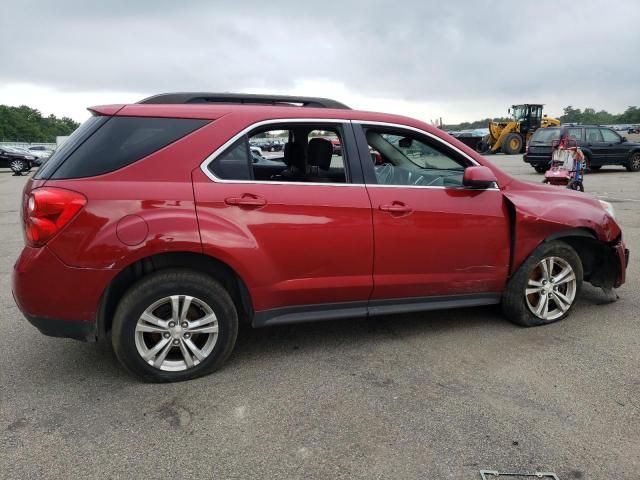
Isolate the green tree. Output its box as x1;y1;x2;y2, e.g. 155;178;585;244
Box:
0;105;80;142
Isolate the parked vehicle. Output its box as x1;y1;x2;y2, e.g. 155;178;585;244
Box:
0;146;38;173
524;125;640;173
27;145;54;159
476;104;561;155
12;92;628;382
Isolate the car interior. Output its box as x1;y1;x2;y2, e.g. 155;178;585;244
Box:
364;129;466;187
248;126;347;183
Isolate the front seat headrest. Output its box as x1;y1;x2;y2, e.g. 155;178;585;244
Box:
307;138;333;171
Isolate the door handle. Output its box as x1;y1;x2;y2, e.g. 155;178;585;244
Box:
225;194;267;208
379;202;412;214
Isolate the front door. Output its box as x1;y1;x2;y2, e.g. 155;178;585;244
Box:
584;127;608;166
354;124;511;301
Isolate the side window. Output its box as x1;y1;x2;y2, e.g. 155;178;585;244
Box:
208;137;251;180
585;128;603;143
567;128;583;141
600;128;621;143
364;128;466;187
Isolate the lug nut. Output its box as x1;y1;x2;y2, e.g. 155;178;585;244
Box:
173;339;180;345
163;332;170;339
184;333;191;339
542;280;547;285
181;322;188;328
168;322;176;328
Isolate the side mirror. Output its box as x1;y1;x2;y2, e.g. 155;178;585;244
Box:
463;166;498;189
621;137;627;143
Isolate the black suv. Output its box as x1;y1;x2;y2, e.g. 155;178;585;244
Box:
524;125;640;173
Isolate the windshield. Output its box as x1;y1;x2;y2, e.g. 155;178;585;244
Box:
531;128;561;143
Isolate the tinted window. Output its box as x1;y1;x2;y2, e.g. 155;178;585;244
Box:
34;115;107;179
566;128;583;141
601;128;621;143
531;128;561;143
585;128;603;143
208;137;251;180
49;117;208;179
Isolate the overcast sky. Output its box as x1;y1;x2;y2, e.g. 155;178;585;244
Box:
1;0;638;124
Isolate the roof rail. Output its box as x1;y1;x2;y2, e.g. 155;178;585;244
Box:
138;93;351;109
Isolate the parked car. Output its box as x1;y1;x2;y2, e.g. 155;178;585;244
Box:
12;93;628;382
524;125;640;173
0;146;39;173
27;145;54;159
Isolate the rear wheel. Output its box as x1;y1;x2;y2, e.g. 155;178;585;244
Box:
112;269;238;382
626;152;640;172
589;165;601;171
502;133;522;155
502;241;583;327
534;165;548;173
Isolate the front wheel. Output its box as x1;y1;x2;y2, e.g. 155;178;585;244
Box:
10;159;27;173
112;269;238;382
534;165;548;174
502;133;523;155
502;241;583;327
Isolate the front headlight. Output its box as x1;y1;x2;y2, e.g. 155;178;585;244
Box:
599;199;616;219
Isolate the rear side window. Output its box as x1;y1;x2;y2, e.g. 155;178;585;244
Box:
34;115;107;179
49;117;209;179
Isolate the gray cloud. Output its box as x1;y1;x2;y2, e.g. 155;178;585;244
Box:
2;0;639;115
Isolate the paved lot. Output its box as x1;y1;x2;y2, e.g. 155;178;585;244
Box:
1;156;638;479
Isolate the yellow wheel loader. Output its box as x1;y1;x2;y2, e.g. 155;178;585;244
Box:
476;104;560;155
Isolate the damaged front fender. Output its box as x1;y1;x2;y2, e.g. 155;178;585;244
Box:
502;182;626;289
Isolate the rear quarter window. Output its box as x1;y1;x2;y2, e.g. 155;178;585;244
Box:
49;116;209;179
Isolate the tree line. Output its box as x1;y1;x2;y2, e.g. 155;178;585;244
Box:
0;105;79;143
445;106;640;130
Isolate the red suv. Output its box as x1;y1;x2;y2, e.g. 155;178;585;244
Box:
12;93;629;382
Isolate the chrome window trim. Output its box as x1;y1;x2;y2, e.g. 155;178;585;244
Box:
199;118;360;187
354;120;500;191
199;117;499;191
352;120;481;166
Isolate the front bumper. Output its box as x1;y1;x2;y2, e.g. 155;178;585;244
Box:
613;241;629;288
523;154;551;166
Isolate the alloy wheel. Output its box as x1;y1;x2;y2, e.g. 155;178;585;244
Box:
525;256;577;321
134;295;219;371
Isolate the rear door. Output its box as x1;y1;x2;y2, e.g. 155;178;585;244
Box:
584;127;607;165
192;119;374;314
353;123;510;303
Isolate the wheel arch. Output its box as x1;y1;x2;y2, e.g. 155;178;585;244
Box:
543;228;619;289
97;251;254;338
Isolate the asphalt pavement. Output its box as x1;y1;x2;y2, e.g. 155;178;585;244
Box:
1;156;638;479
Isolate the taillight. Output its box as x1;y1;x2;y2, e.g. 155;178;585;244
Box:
23;187;87;247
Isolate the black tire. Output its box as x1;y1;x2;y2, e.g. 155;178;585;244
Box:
502;133;523;155
502;241;583;327
626;152;640;172
112;269;238;382
9;159;26;173
476;138;492;154
567;180;584;192
534;165;548;174
589;165;601;171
